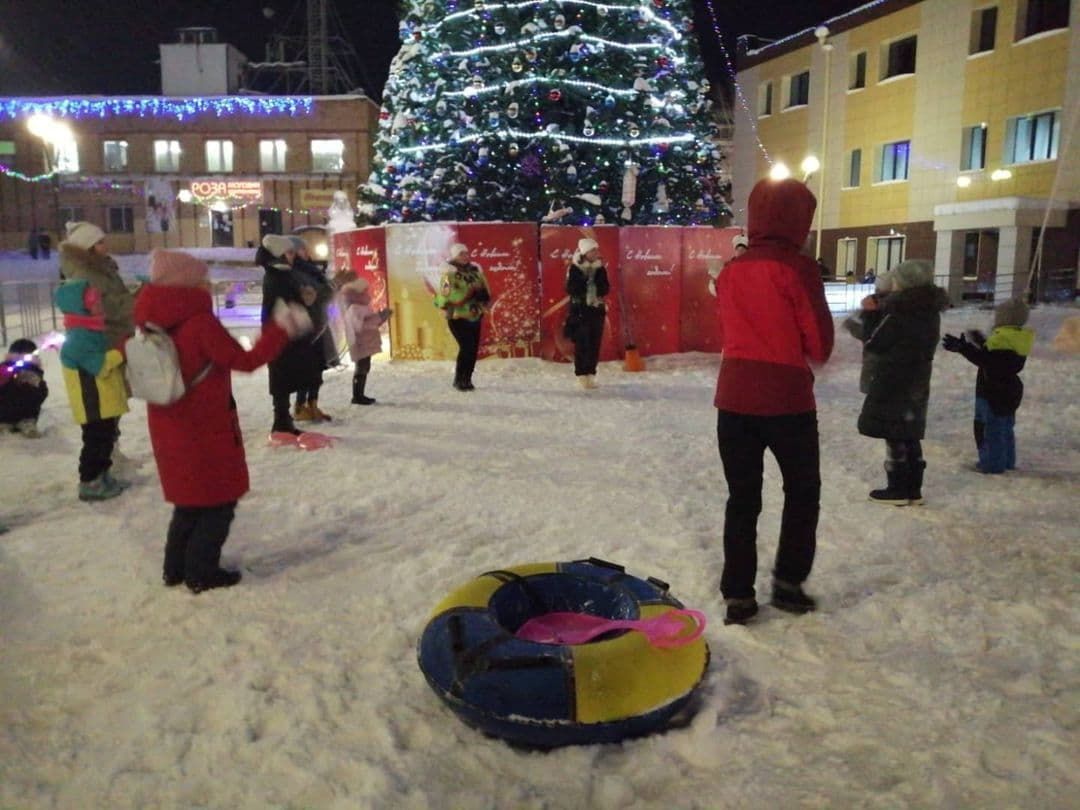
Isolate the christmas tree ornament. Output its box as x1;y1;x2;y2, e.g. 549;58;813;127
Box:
549;89;562;102
488;111;500;127
511;56;523;73
508;143;520;157
507;102;519;119
525;48;538;63
494;23;506;36
603;95;616;109
553;14;566;30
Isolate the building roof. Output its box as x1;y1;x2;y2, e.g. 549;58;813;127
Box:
738;0;922;70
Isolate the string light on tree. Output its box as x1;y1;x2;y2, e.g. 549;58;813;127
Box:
360;0;725;225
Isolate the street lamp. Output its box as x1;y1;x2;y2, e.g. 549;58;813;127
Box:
769;161;792;181
801;155;821;181
26;114;75;246
813;25;833;261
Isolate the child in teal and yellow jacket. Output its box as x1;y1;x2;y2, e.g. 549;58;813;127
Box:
54;279;130;501
942;298;1035;474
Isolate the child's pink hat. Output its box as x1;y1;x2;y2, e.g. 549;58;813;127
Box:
149;250;208;287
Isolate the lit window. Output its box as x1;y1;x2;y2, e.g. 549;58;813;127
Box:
970;7;998;53
103;140;128;172
153;140;181;173
758;82;773;116
878;140;910;182
260;139;288;172
55;139;79;174
785;71;810;108
311;139;345;173
0;140;15;157
881;35;917;80
872;236;905;273
961;125;988;171
849;52;866;90
205;140;234;173
837;238;858;278
1005;110;1059;163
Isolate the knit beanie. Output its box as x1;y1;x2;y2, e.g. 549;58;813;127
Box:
890;259;934;290
149;250;208;288
63;221;106;251
262;234;295;259
8;338;37;356
875;271;894;295
994;298;1030;328
576;238;599;256
449;243;469;260
731;234;749;250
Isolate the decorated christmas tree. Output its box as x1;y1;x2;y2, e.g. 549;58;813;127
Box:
358;0;724;226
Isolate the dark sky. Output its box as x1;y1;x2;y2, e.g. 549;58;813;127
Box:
0;0;867;99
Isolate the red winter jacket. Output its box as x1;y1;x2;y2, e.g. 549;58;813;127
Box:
714;179;834;414
134;285;289;507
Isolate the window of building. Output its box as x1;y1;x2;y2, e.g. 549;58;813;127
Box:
880;35;917;80
153;140;181;172
55;139;79;174
102;140;128;172
758;81;773;116
1016;0;1069;40
845;148;862;188
785;71;810;108
970;7;998;53
963;232;980;280
961;125;988;171
107;206;134;233
205;140;234;173
311;139;345;173
837;238;858;279
0;140;14;158
1005;110;1059;163
59;206;85;224
849;51;867;90
259;139;288;172
871;236;905;274
877;140;910;182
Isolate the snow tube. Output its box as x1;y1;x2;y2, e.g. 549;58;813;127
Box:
417;558;710;747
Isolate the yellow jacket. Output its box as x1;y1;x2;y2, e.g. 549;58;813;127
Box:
60;348;129;424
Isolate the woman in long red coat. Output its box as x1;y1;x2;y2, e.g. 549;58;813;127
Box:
135;250;311;593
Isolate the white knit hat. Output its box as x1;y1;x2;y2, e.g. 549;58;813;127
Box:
262;234;295;259
890;259;934;290
576;238;599;256
63;221;106;251
731;234;749;250
449;243;469;260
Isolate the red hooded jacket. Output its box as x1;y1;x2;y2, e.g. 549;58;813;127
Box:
714;179;834;414
134;285;288;506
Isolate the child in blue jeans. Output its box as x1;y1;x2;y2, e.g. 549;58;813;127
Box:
942;299;1034;473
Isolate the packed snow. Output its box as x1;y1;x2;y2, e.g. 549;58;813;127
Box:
1;301;1077;809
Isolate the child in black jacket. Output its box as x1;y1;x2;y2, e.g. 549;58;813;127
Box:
0;339;48;437
943;299;1034;474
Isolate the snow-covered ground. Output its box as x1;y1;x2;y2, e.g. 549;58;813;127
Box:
1;305;1077;809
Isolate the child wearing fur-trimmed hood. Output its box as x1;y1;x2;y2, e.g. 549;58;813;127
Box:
340;278;391;405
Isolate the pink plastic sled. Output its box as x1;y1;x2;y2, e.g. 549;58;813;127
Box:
515;609;706;648
267;431;335;451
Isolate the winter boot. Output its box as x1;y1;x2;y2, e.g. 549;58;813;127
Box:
723;598;759;626
103;469;132;490
770;579;817;614
78;473;125;502
186;568;242;594
869;461;910;505
352;374;376;405
14;418;41;438
908;460;926;505
307;400;332;422
293;402;316;422
462;377;476;391
453;374;468;391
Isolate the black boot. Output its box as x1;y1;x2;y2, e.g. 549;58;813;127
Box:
869;461;910;505
271;399;300;435
186;568;242;594
723;598;759;625
770;579;817;614
352;373;376;405
908;460;926;505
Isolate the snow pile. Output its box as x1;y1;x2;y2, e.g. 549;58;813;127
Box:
0;306;1077;809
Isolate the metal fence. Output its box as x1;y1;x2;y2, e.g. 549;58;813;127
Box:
0;280;61;346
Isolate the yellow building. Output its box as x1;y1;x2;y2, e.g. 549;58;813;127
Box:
733;0;1078;302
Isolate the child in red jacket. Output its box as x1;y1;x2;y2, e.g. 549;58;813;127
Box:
136;250;311;593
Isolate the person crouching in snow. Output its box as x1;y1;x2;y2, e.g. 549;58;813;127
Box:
857;260;949;505
341;278;391;405
0;338;49;437
565;238;610;389
135;250;312;593
54;280;130;501
942;298;1034;474
713;178;834;625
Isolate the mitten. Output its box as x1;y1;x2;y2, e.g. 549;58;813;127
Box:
967;329;986;347
272;300;314;338
941;333;965;352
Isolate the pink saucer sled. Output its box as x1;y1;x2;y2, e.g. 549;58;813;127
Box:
268;431;335;450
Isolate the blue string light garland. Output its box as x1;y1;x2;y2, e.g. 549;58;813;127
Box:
0;97;315;122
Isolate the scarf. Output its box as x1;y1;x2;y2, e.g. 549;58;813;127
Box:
577;258;603;307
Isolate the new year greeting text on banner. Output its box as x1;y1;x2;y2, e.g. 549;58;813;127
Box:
457;222;540;359
384;223;458;360
538;226;622;363
680;227;742;352
618;227;682;357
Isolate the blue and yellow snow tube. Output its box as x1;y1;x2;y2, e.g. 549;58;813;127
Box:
417;558;710;747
